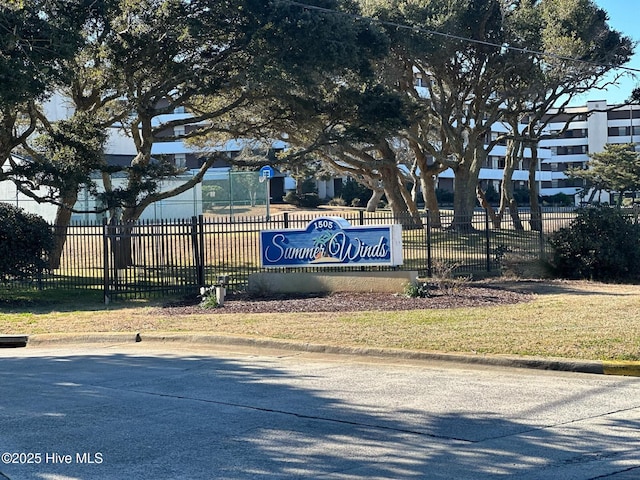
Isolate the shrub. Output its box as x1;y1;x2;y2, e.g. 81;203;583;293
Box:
403;281;432;298
484;183;499;204
435;188;454;205
283;191;301;206
299;177;317;195
340;178;371;207
328;197;347;207
547;206;640;281
513;188;530;205
0;203;53;281
283;191;322;208
199;286;220;309
299;193;321;208
541;192;573;207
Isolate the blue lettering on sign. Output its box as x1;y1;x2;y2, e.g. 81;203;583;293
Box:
260;217;403;268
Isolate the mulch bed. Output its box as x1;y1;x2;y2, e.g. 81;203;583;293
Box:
161;283;535;315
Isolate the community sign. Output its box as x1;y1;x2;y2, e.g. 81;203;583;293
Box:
260;217;403;268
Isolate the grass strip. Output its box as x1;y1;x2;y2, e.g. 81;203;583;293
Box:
1;281;639;361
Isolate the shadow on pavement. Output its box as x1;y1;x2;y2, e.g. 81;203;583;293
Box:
0;351;639;479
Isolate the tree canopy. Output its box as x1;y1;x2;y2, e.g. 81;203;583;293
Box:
0;0;87;168
0;0;636;235
567;143;640;206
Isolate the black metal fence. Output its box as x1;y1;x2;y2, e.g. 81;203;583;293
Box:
4;208;578;301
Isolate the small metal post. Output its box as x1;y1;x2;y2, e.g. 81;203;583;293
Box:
426;210;432;277
103;218;110;305
485;208;491;272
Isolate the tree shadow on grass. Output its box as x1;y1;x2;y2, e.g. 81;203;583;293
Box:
484;279;640;297
0;285;162;315
0;349;639;479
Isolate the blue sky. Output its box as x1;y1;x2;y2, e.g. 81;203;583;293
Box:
578;0;640;105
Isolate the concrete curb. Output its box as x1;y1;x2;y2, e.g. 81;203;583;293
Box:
27;332;141;346
602;360;640;376
22;332;640;377
0;335;28;348
139;333;610;374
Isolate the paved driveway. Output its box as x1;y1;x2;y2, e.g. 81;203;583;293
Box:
1;342;640;479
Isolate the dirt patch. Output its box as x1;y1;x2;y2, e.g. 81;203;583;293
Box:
161;283;536;315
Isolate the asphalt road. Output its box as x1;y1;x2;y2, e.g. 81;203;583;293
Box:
1;342;640;480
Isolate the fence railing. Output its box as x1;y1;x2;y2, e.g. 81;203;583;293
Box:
3;208;579;301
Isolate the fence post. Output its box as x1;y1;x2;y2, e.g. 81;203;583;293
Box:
538;208;546;260
103;218;110;305
426;210;432;277
198;215;205;286
284;212;289;229
485;208;491;272
191;216;205;287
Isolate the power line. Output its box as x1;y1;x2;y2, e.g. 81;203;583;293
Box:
284;0;640;75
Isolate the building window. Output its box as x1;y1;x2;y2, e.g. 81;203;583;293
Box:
554;145;588;155
607;109;640;120
488;132;506;146
608;126;628;137
562;129;587;139
175;154;186;168
564;178;585;188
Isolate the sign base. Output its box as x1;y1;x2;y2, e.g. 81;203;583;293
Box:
248;271;418;295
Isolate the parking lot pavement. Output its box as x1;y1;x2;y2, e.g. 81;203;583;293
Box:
1;342;640;479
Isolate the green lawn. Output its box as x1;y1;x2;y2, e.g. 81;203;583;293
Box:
1;280;639;362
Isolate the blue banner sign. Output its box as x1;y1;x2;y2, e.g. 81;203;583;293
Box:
260;217;403;268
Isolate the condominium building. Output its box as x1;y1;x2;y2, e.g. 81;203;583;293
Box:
539;100;639;202
1;98;637;221
435;100;638;204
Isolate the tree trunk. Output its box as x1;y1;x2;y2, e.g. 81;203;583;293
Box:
48;190;79;269
452;162;481;232
508;196;523;230
101;171;120;223
452;174;477;232
108;220;135;270
380;163;409;223
375;139;421;226
366;188;384;212
421;174;442;228
496;139;515;226
497;138;523;230
449;139;488;232
412;146;445;229
528;142;542;232
399;180;424;228
477;185;499;227
121;203;146;224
